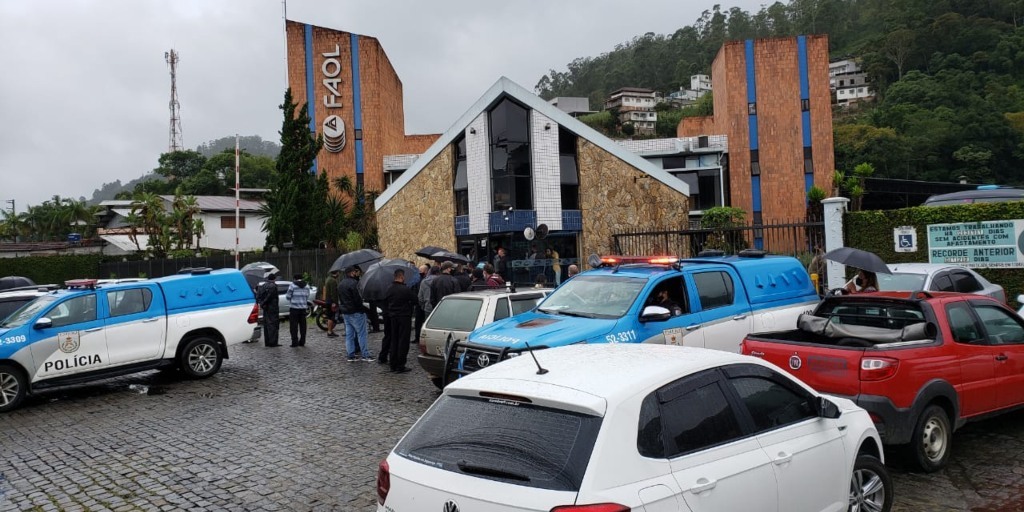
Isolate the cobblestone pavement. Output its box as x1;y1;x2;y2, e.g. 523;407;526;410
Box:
2;324;1024;511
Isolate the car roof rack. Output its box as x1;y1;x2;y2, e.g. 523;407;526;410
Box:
177;267;213;275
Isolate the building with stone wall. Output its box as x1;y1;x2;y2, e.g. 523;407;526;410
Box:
284;20;438;193
678;35;834;249
376;78;689;285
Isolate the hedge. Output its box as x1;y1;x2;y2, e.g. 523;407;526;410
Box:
0;254;105;286
845;202;1024;308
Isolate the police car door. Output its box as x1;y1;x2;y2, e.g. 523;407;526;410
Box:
635;275;705;347
29;293;110;381
104;286;166;365
690;268;752;353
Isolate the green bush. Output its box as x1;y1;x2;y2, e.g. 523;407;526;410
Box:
0;254;105;285
846;202;1024;308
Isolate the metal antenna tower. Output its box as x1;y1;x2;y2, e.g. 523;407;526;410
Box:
165;49;183;152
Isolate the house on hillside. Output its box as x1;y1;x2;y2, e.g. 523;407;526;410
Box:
829;59;875;106
604;87;659;135
96;196;266;255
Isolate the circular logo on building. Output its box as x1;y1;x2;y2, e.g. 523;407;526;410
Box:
322;115;346;153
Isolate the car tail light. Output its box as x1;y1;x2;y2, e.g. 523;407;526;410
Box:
247;304;259;324
376;459;390;505
551;504;630;512
860;357;899;381
418;341;428;355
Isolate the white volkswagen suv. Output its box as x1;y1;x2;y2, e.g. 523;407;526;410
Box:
377;344;891;512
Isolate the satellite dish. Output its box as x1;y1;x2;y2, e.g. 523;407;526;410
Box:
523;226;535;241
536;224;549;240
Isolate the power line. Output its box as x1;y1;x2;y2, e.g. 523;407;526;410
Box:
165;49;183;152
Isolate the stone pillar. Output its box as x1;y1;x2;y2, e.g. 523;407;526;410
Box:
822;197;850;290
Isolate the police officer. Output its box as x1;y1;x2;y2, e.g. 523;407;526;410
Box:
255;272;281;347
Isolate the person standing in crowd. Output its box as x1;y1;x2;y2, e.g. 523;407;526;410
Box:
413;264;428;346
323;269;340;337
255;272;281;347
535;274;548;288
547;247;561;285
455;263;471;292
375;297;392;366
493;247;509;282
430;262;460;306
469;268;485;289
566;264;580;280
419;265;440;315
385;268;418;374
338;266;373;362
483;263;506;289
285;273;310;347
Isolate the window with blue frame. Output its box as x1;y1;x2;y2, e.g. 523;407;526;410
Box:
489;98;532;211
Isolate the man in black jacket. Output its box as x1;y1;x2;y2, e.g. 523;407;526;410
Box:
430;261;460;307
337;266;372;362
255;272;281;347
384;268;418;373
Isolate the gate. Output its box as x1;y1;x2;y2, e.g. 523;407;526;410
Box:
612;217;824;258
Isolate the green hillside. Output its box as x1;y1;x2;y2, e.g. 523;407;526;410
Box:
536;0;1024;185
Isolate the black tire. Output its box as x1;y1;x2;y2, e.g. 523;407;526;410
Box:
430;377;444;390
0;363;27;413
315;311;329;331
908;404;952;472
849;455;893;512
179;337;223;379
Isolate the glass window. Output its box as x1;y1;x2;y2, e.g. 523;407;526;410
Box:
489;98;532;211
693;271;735;310
931;274;955;292
538;275;646;319
951;272;982;293
661;381;743;457
48;295;97;328
425;298;483;332
946;303;981;343
107;288;153;317
559;127;579;211
975;305;1024;344
493;297;510;321
637;393;664;457
729;376;815;431
220;216;246;229
395;395;602;492
878;272;927;291
0;296;55;328
510;295;542;315
0;298;35;321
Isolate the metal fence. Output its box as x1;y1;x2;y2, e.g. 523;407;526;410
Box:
612;217;824;258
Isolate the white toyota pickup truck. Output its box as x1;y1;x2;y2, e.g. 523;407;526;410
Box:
0;268;258;412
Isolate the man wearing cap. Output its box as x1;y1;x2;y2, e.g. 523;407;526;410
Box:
338;266;373;362
255;272;281;347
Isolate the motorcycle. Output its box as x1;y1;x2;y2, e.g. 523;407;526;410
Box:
310;298;333;331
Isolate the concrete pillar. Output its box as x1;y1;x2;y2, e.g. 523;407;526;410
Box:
822;197;850;290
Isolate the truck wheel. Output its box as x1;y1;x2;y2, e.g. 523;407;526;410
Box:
909;404;951;472
849;455;892;512
0;364;27;413
180;337;223;379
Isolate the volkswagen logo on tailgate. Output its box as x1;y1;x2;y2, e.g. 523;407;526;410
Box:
443;500;460;512
476;353;491;368
789;354;803;370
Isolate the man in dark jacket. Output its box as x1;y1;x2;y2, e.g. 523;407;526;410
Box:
430;261;460;307
255;272;281;347
384;268;418;373
338;266;372;362
454;264;471;292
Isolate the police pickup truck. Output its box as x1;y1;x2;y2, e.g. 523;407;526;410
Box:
0;269;258;412
442;251;820;385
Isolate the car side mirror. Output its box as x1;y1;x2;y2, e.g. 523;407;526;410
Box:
34;317;52;330
640;305;672;323
814;396;841;419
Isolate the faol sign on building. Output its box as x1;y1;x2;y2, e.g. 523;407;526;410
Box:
927;220;1024;268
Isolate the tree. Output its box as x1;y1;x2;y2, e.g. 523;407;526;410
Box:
261;88;324;249
884;29;915;80
154;150;207;181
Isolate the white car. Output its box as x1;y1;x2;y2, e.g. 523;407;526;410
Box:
377;344;892;512
879;263;1004;302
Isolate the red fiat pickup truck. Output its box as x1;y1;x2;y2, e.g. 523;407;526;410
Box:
742;291;1024;472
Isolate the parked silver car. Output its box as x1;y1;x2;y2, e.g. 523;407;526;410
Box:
417;288;549;388
879;263;1005;302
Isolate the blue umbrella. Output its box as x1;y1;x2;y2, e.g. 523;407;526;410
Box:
358;258;421;302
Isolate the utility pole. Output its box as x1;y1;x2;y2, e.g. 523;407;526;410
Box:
235;135;240;269
165;49;183;152
4;199;13;215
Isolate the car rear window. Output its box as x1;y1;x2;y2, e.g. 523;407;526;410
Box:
819;300;925;330
426;298;483;332
395;395;602;492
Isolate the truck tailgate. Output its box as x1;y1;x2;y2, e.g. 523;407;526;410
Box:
742;336;865;397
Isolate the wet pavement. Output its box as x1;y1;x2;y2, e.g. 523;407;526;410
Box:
1;325;1024;511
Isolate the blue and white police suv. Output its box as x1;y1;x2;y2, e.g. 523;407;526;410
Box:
0;268;259;412
441;251;821;385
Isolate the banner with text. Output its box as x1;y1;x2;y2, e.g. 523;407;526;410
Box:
927;220;1024;268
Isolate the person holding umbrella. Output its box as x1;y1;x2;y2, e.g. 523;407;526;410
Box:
338;266;373;362
385;268;418;374
845;269;879;294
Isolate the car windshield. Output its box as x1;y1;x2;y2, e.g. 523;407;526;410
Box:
396;395;601;492
0;295;56;328
538;275;645;319
426;298;483;332
877;272;927;291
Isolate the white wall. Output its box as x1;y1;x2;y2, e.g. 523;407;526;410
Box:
197;212;266;252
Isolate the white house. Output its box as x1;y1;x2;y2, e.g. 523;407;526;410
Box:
97;196;267;255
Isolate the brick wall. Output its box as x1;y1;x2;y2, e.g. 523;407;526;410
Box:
754;37;805;223
806;35;835;193
676;116;715;136
377;146;456;260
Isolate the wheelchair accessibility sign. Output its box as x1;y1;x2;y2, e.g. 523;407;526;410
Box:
894;226;917;253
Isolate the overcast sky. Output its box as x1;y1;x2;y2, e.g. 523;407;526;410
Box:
0;0;767;211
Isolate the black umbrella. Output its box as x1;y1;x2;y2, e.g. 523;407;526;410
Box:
357;258;422;302
415;245;449;259
823;247;892;274
430;250;470;265
329;249;383;273
240;263;278;291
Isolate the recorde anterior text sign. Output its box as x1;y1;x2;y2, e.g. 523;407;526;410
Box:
927;220;1024;268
